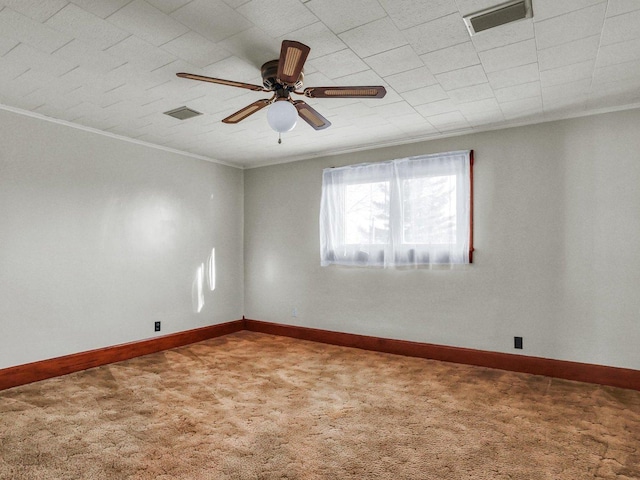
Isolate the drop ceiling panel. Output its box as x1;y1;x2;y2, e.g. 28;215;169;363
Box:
170;0;252;43
538;34;600;71
533;3;607;50
0;0;68;22
107;0;189;46
404;13;470;55
68;0;133;19
379;0;457;30
0;7;72;53
600;8;640;46
339;17;407;58
305;0;387;35
0;0;639;168
364;45;423;78
237;0;316;37
420;41;480;75
478;39;538;73
45;3;129;50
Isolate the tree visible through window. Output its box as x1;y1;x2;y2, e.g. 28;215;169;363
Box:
320;150;473;267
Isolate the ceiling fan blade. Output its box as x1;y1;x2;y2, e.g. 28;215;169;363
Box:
303;86;387;99
277;40;310;85
176;72;266;92
222;99;271;124
293;100;331;130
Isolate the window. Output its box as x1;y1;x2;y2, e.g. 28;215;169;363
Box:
320;150;473;267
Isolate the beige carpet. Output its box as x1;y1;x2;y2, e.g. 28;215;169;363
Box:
0;331;639;479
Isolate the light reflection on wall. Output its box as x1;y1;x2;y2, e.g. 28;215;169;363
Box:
192;247;216;314
207;248;216;291
192;263;205;313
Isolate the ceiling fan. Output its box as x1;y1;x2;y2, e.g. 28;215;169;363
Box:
176;40;387;141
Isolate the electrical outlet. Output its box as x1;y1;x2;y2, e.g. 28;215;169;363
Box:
514;336;523;349
292;307;298;318
155;321;161;332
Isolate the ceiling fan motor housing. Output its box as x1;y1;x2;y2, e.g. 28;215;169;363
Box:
261;60;304;91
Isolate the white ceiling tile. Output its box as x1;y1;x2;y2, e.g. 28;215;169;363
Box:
218;27;281;69
455;0;510;16
538;34;600;71
386;112;436;132
606;0;640;17
470;18;534;52
501;96;543;120
494;81;541;103
106;35;178;72
542;78;592;100
0;35;19;56
478;39;537;73
162;31;231;68
0;7;72;53
401;84;449;106
383;66;437;93
435;64;488;91
487;62;539;89
171;0;252;43
596;37;640;68
364;45;422;77
307;49;370;80
379;0;456;30
593;59;640;85
52;39;126;74
540;59;594;87
306;0;387;34
0;0;67;22
0;58;29;83
426;110;470;131
464;111;505;127
146;0;193;14
237;0;317;38
68;0;134;19
45;3;129;51
107;0;189;46
446;83;494;104
222;0;251;7
3;42;78;77
601;9;640;46
339;17;407;58
58;66;124;95
404;13;469;55
534;3;607;50
278;22;346;61
457;97;501;115
420;41;479;74
533;0;606;22
371;100;416;118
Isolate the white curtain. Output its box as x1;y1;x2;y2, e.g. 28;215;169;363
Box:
320;150;471;267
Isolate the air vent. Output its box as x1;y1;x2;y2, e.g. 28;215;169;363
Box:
163;106;202;120
463;0;533;36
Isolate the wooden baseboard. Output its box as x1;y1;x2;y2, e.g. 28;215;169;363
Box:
245;319;640;391
4;318;638;392
0;320;244;391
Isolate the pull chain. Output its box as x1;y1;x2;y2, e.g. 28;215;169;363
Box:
278;132;282;144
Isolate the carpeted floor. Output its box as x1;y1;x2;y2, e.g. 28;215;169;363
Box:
0;331;639;479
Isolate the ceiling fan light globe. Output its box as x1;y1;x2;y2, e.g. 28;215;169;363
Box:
267;100;298;133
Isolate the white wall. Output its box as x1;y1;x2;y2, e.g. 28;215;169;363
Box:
244;109;640;370
0;109;244;369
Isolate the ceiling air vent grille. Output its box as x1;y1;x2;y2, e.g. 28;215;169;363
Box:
463;0;533;36
163;106;202;120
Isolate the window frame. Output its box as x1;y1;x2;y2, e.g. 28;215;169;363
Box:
320;150;474;267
